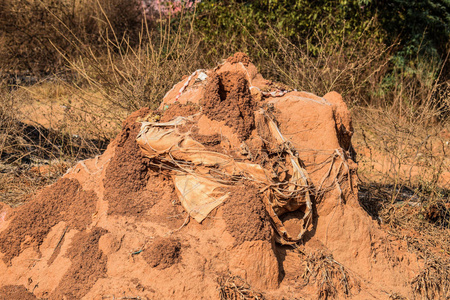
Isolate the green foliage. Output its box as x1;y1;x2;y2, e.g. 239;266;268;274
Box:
194;0;450;66
192;0;450;113
373;0;450;60
195;0;382;55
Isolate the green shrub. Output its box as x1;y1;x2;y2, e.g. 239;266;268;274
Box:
373;0;450;60
194;0;382;56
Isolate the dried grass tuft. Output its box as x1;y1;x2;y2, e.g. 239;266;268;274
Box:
301;251;358;299
411;258;450;299
217;275;265;300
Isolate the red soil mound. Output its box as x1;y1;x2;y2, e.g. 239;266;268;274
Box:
0;54;440;299
0;285;37;300
202;71;255;140
0;178;96;264
142;237;181;270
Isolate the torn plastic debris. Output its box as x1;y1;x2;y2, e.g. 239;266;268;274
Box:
136;110;313;244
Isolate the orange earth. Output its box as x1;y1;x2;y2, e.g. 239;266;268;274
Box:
0;53;437;299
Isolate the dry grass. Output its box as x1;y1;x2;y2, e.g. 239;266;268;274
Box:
354;105;450;226
353;86;449;299
411;257;450;299
0;84;108;161
300;250;358;299
0;79;107;206
52;4;208;113
217;275;265;300
238;20;393;108
382;225;450;299
0;0;143;75
352;45;450;230
0;161;69;207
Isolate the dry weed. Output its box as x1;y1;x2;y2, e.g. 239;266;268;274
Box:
0;0;143;75
354;92;450;228
217;275;265;300
411;257;450;299
0;81;106;206
354;101;450;299
0;161;70;207
244;20;393;108
301;251;358;299
52;5;207;113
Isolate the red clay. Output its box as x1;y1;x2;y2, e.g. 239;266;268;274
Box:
0;178;96;264
0;285;37;300
50;227;108;299
226;52;251;66
222;183;272;245
0;54;439;299
142;237;181;270
202;71;255;140
160;102;199;122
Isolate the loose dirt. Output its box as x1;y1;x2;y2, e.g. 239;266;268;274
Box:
0;285;37;300
202;71;255;140
0;178;96;264
226;52;251;66
50;227;108;300
160;102;199;122
190;132;225;153
142;237;181;270
104;108;176;218
222;184;272;245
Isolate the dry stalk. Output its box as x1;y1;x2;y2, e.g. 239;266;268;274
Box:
217;275;265;300
411;258;450;299
301;251;357;299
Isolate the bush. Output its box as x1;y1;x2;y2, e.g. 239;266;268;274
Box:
373;0;450;60
0;0;143;76
194;0;382;56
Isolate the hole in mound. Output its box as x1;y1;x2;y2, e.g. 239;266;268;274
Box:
50;227;108;299
222;183;272;245
0;285;36;300
142;237;181;270
0;178;97;264
202;71;255;140
279;208;306;239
